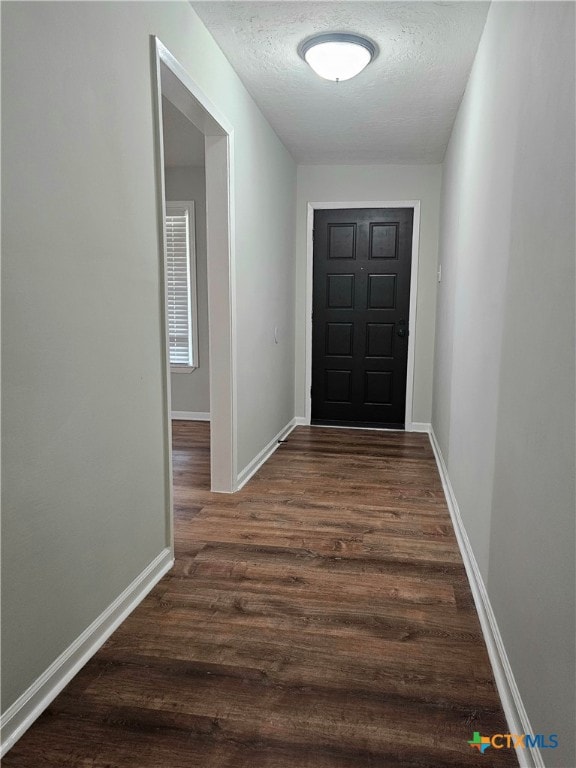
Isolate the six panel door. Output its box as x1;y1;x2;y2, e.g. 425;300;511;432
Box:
311;208;414;428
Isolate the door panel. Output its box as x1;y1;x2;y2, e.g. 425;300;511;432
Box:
312;208;413;428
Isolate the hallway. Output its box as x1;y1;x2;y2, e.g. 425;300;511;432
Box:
3;423;516;767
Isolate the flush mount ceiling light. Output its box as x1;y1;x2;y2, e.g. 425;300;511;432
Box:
298;33;377;82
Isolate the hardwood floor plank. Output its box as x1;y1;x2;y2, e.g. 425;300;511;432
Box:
3;423;517;767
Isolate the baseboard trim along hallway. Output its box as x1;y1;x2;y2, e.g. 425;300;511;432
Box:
428;428;542;768
407;422;431;433
171;411;211;421
0;548;174;758
236;418;299;490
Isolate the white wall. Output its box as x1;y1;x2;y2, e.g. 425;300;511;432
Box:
1;0;296;719
432;3;575;764
295;165;442;423
165;166;210;415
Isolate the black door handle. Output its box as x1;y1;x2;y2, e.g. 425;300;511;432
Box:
397;319;408;338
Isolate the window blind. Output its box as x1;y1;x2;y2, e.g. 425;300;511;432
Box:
165;203;193;366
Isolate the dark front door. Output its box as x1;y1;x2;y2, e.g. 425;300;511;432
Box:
312;207;414;429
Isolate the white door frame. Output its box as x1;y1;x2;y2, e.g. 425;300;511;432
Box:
152;37;237;518
304;201;421;430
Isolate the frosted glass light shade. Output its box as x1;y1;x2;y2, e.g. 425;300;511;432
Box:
299;34;376;82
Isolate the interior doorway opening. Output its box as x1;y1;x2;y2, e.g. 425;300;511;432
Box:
151;38;237;538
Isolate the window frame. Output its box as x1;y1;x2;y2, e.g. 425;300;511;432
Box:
165;200;199;373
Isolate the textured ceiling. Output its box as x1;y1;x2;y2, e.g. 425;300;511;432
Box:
162;96;205;168
192;1;489;164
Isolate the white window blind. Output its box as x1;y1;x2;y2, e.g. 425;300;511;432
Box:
165;202;197;368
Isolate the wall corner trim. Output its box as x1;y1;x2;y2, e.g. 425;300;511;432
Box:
236;418;299;491
428;428;543;768
171;411;211;421
0;548;174;758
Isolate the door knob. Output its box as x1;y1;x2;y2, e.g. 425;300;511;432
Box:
397;327;407;337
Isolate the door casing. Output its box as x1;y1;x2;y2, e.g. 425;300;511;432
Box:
305;201;421;430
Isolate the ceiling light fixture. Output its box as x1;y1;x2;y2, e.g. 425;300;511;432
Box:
298;33;377;82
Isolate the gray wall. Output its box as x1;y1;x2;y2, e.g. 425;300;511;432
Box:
432;2;575;764
295;165;442;423
1;1;296;714
165;166;210;415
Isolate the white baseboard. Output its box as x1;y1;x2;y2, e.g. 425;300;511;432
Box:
0;548;173;758
293;416;308;426
236;418;298;491
171;411;210;421
428;428;542;768
407;421;431;433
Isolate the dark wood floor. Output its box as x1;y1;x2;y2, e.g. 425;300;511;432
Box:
4;423;517;767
